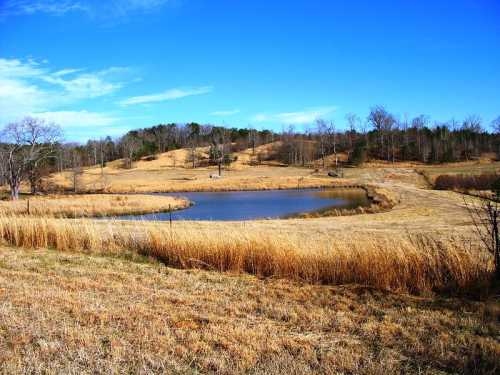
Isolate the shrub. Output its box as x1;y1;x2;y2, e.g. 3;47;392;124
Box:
434;173;500;191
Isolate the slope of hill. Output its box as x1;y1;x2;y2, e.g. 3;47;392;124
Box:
43;143;338;193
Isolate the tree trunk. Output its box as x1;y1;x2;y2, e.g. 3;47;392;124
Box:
493;210;500;281
30;178;37;194
10;181;20;200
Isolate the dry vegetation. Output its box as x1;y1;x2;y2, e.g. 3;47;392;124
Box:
2;152;500;373
43;144;340;193
0;194;189;217
0;247;498;374
417;160;500;185
0;214;492;294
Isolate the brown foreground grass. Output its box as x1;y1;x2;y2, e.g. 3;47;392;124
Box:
0;247;498;374
0;194;189;217
0;214;492;295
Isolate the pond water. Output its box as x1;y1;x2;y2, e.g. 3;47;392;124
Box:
114;188;370;221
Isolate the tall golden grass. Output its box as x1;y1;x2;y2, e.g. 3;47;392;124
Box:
0;194;189;217
0;214;491;294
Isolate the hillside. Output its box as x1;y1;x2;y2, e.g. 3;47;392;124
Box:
43;143;339;193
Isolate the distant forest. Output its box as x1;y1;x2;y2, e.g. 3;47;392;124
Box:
58;106;500;171
3;106;500;193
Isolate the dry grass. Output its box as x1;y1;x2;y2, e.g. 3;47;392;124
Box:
0;246;498;374
0;214;492;295
418;161;500;184
1;162;499;373
39;144;500;194
44;165;338;193
42;145;346;193
0;194;189;218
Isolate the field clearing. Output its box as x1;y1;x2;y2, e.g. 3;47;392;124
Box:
45;163;338;193
0;194;189;217
44;145;497;194
0;247;498;374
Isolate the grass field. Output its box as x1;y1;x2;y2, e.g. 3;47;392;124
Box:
0;247;498;374
0;194;189;217
1;148;500;374
0;214;490;294
43;144;342;193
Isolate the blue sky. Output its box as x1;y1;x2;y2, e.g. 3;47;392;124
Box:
0;0;499;141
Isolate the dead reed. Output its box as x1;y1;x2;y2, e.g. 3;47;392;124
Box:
0;214;491;294
0;194;189;217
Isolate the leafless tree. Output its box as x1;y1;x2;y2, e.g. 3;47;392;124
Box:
330;121;338;168
248;126;258;155
315;119;329;169
466;197;500;281
0;117;61;199
120;134;141;169
345;113;360;150
492;116;500;134
71;150;83;193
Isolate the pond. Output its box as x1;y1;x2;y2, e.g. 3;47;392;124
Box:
114;188;371;221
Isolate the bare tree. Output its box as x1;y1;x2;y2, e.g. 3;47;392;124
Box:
466;197;500;281
248;126;257;155
330;121;338;168
368;106;394;161
345;113;360;150
186;123;201;168
120;134;141;169
316;119;329;169
492;116;500;134
71;150;83;193
0;117;61;199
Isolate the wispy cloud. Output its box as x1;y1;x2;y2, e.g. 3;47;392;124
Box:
41;71;122;99
52;68;84;77
33;110;119;128
119;86;213;106
210;109;240;116
0;0;173;19
252;106;337;125
0;57;129;123
0;1;87;17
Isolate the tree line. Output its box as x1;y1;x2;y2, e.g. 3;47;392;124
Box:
1;106;500;199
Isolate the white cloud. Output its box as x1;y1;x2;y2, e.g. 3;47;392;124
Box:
0;57;46;77
52;68;84;77
119;86;213;106
210;109;240;116
33;110;119;128
0;0;172;19
0;78;51;120
252;107;337;125
0;1;87;17
0;57;128;124
42;73;122;99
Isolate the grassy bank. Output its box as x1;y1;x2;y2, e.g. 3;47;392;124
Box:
0;247;498;374
0;214;491;294
0;194;190;218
